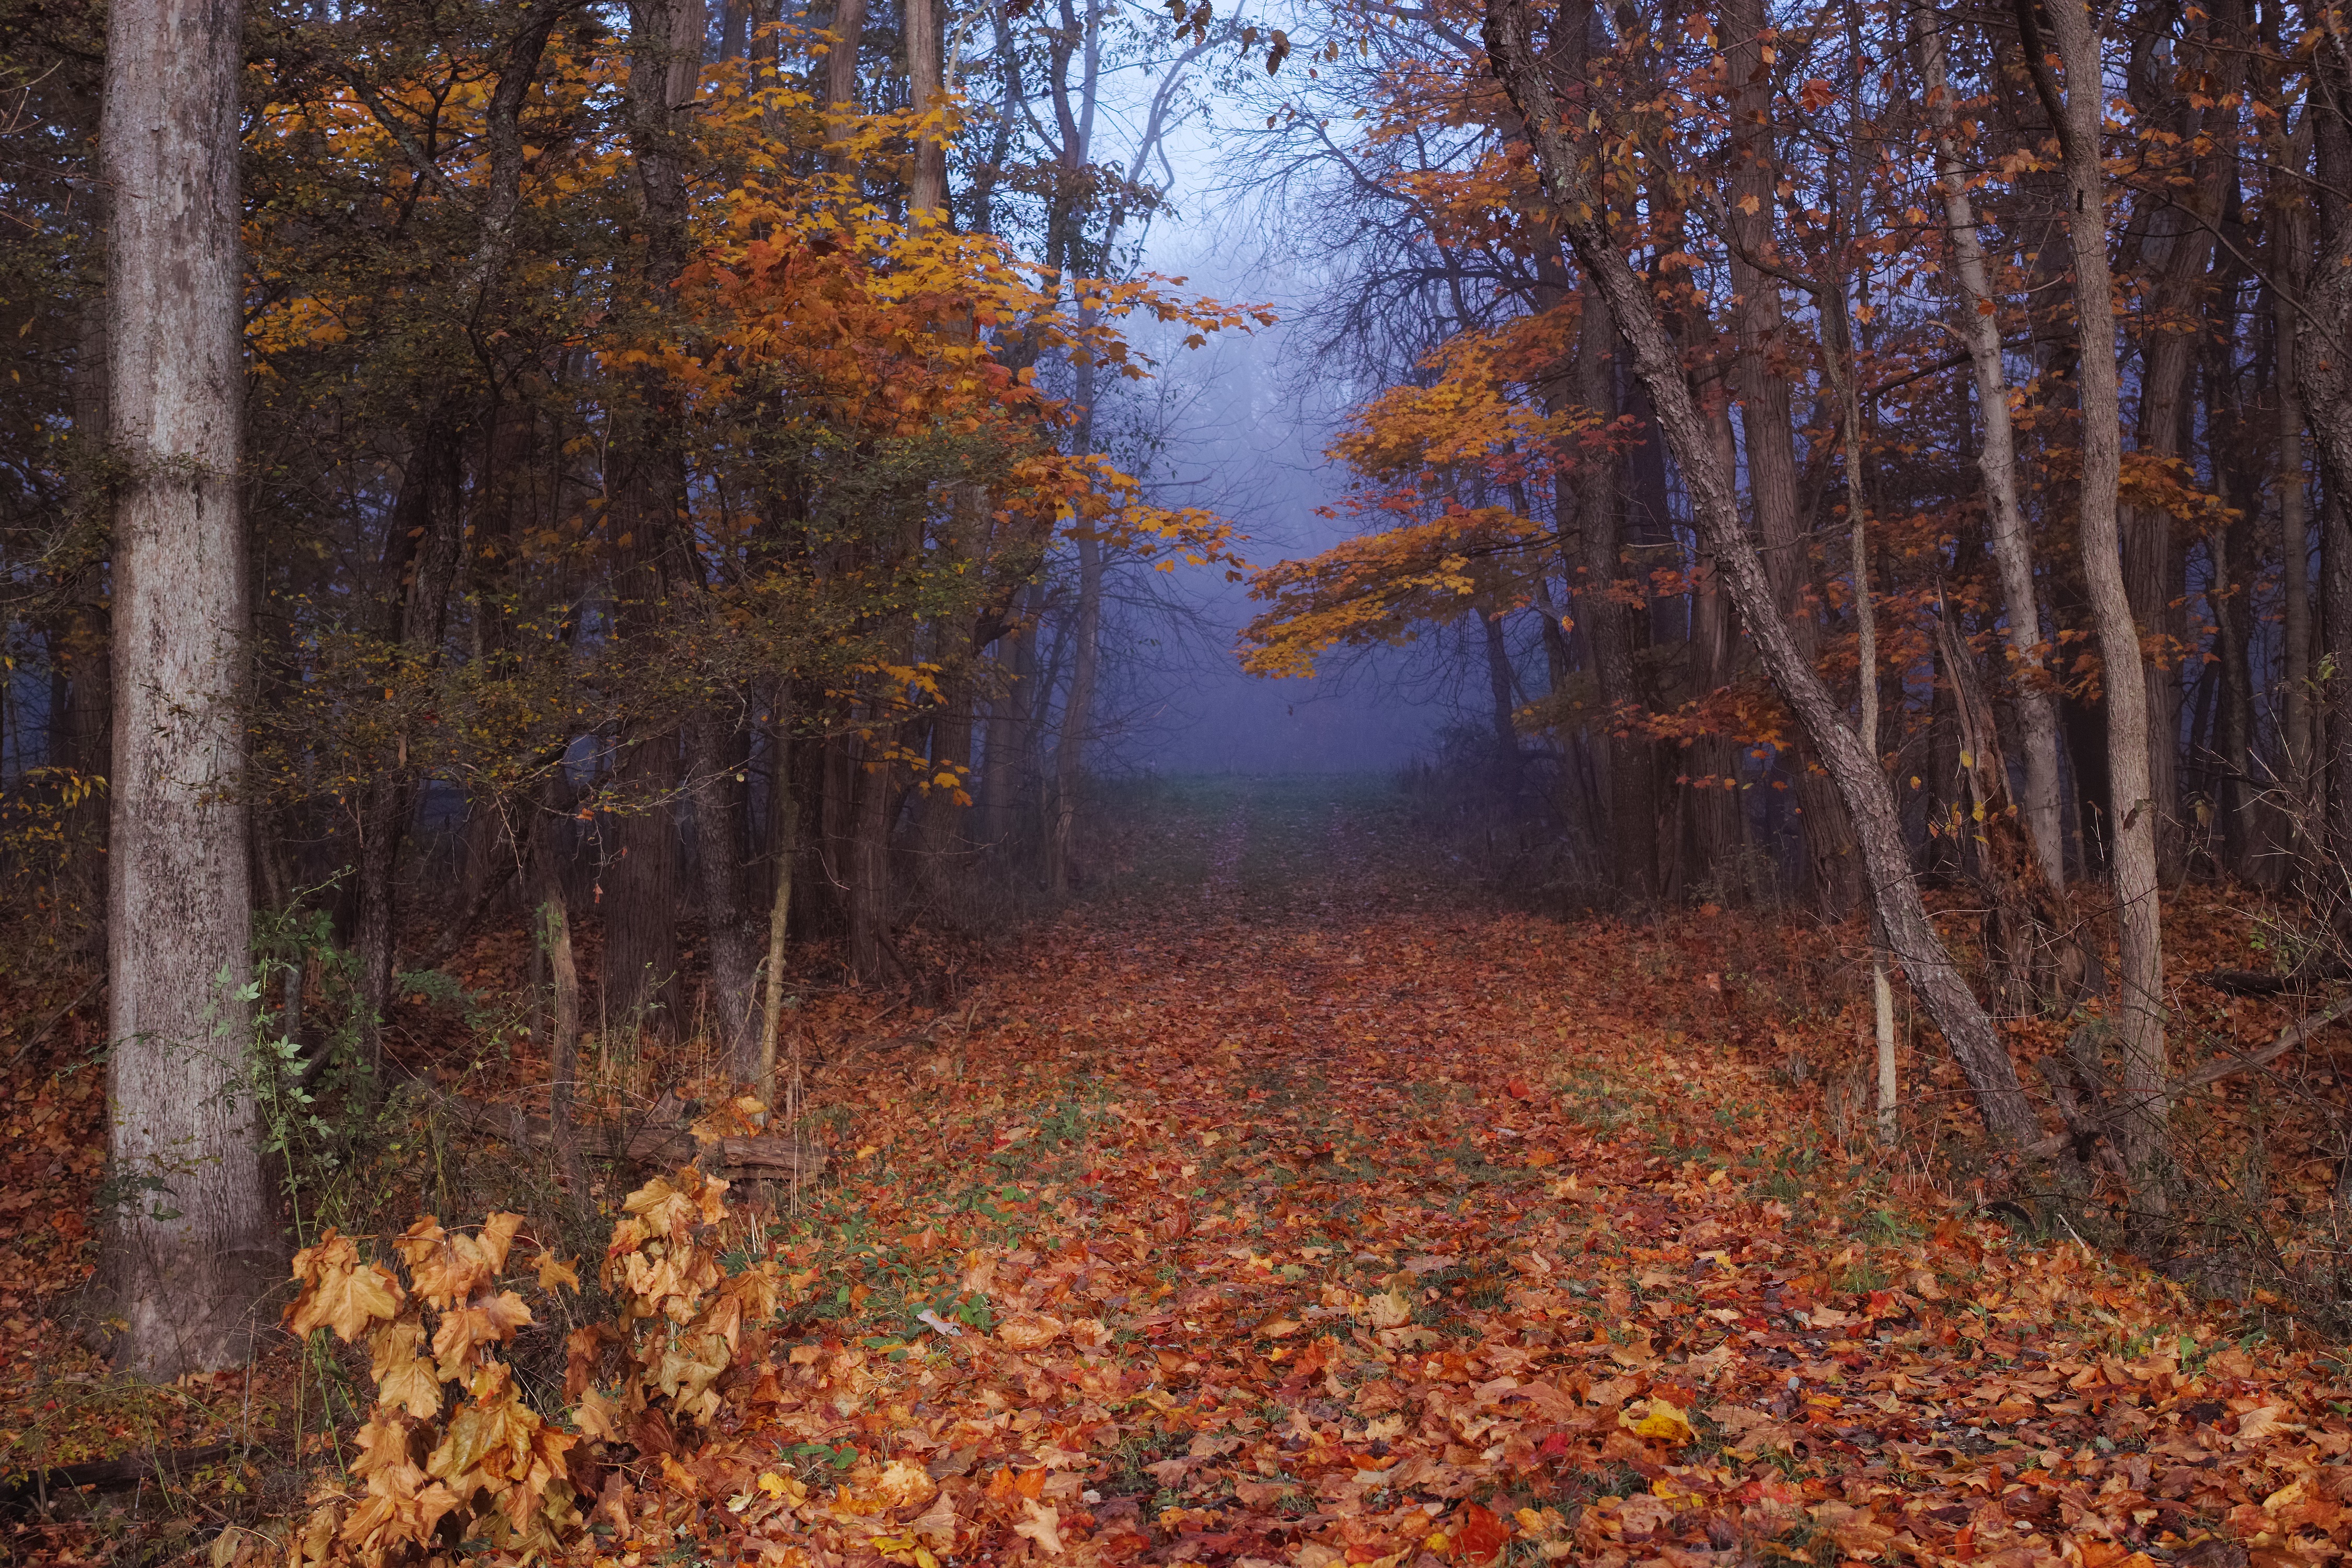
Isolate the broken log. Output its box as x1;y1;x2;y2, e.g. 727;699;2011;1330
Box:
410;1081;826;1181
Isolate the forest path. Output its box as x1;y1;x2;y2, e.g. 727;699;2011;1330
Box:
716;777;2334;1567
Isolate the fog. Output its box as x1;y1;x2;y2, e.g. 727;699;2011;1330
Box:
1083;121;1450;779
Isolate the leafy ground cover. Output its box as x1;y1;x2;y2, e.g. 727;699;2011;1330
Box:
7;776;2352;1566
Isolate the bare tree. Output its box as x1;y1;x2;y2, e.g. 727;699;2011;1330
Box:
2016;0;2167;1197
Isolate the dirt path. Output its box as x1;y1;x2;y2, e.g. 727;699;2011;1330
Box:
658;777;2350;1568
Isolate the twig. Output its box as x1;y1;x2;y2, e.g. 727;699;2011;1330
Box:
4;976;101;1069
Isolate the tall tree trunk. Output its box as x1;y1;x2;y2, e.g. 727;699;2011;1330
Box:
979;597;1036;851
1571;291;1657;902
1720;0;1859;915
905;0;945;215
2299;41;2352;874
1047;293;1104;896
1482;611;1521;800
757;715;794;1106
98;0;278;1377
1048;535;1102;895
353;407;465;1071
2278;193;2316;822
824;0;867;159
847;724;901;983
917;675;975;903
686;710;762;1074
2018;0;2169;1192
1484;0;2038;1147
1916;4;2065;882
601;0;705;1037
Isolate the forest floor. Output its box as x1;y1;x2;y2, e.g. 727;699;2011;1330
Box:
6;775;2352;1567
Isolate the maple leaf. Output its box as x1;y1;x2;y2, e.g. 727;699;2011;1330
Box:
475;1211;524;1273
570;1386;624;1442
996;1312;1065;1349
1011;1498;1064;1555
536;1251;581;1294
1453;1501;1512;1564
431;1289;534;1376
867;1460;938;1512
1621;1396;1695;1444
563;1322;615;1400
285;1232;405;1342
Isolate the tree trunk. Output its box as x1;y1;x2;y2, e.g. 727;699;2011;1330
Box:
1720;0;1859;915
757;717;794;1106
917;675;975;903
847;725;901;983
905;0;945;216
2278;195;2316;822
1483;0;2038;1147
599;0;705;1038
1915;4;2065;883
2020;0;2169;1192
1482;611;1522;801
1047;534;1102;895
2299;45;2352;872
97;0;279;1377
603;735;683;1037
824;0;868;158
353;407;465;1073
1571;292;1657;902
979;600;1036;852
686;710;763;1075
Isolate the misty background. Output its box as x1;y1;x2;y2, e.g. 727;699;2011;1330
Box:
1074;56;1455;778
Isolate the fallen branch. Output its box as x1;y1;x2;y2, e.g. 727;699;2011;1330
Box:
0;1440;236;1514
414;1081;826;1182
2171;994;2352;1094
2195;961;2351;997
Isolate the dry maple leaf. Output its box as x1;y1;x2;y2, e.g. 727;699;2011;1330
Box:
1011;1497;1064;1555
376;1354;443;1421
285;1232;405;1343
536;1250;581;1294
1621;1396;1695;1444
867;1459;938;1512
431;1289;534;1376
996;1312;1065;1349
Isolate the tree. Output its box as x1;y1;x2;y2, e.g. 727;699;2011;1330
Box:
97;0;279;1376
2016;0;2167;1199
1480;0;2037;1147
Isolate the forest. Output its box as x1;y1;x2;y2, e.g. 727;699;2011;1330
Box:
7;0;2352;1561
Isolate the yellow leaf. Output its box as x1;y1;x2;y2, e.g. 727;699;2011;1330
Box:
1622;1396;1695;1444
286;1232;405;1343
536;1252;581;1294
377;1356;443;1420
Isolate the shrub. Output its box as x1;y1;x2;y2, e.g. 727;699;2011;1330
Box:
280;1163;779;1565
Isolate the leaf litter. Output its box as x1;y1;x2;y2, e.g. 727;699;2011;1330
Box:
20;780;2352;1567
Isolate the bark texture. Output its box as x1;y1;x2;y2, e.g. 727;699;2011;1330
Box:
98;0;280;1376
